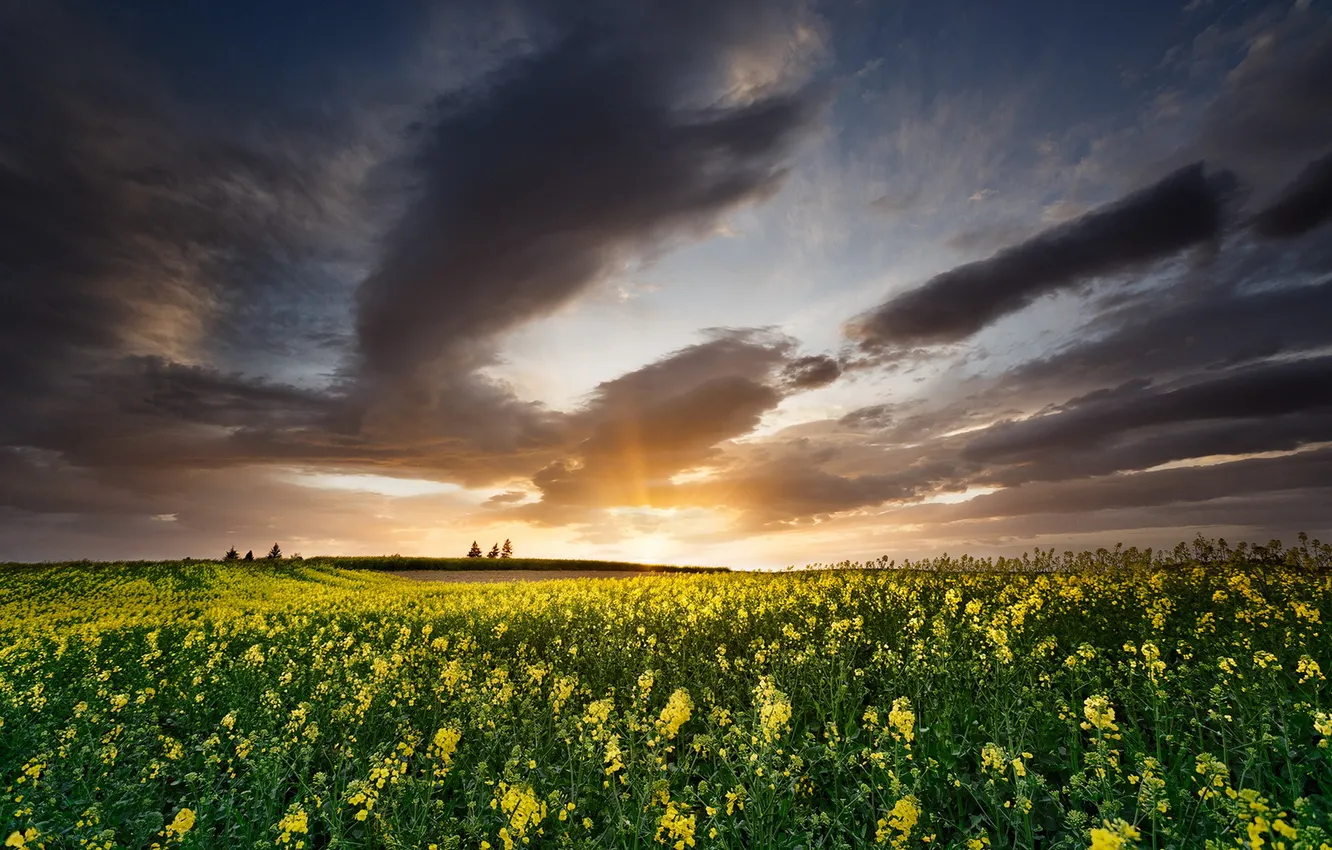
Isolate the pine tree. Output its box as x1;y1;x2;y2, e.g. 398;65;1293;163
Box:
267;543;282;560
487;542;500;559
243;550;254;561
223;546;239;561
501;538;513;558
467;541;483;558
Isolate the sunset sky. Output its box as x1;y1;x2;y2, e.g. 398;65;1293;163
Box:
2;0;1330;567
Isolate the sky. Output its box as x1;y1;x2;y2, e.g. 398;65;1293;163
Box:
2;0;1330;567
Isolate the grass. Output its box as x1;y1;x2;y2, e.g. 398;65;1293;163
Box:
1;537;1330;849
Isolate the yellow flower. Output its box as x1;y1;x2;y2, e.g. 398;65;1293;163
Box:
604;734;625;775
1314;711;1332;747
1081;695;1118;733
888;697;915;744
431;724;463;767
496;782;547;849
166;808;196;839
755;678;792;742
1089;819;1139;850
276;808;308;845
980;743;1006;773
656;802;696;849
656;688;693;740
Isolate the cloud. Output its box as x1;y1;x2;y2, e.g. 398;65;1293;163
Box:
354;11;823;385
1013;276;1332;390
847;163;1231;351
1251;150;1332;239
0;4;391;422
515;330;800;522
668;450;958;530
780;354;843;389
965;355;1332;462
945;448;1332;522
1191;19;1332;196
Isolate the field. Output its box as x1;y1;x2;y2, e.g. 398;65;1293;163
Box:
2;539;1331;850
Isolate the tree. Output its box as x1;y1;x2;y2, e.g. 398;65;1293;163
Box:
243;550;254;561
467;541;483;558
487;542;500;559
501;539;513;558
223;546;239;561
267;543;282;560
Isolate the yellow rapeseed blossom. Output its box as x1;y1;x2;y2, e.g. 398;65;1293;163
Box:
431;726;462;768
754;678;792;743
1297;656;1324;683
5;830;39;849
1081;695;1119;733
887;697;914;744
275;808;308;847
1089;819;1139;850
495;782;546;850
980;743;1006;773
655;802;696;849
165;808;196;840
876;796;920;848
604;735;625;775
1314;711;1332;747
657;688;693;740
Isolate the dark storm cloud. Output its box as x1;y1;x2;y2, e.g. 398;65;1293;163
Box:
847;163;1230;351
669;453;958;530
1014;277;1332;390
583;329;796;413
125;359;340;428
0;0;845;557
0;3;384;414
1252;151;1332;239
1191;21;1332;197
780;355;843;390
516;331;802;520
355;18;822;382
945;448;1332;522
531;376;780;506
966;355;1332;461
977;413;1332;488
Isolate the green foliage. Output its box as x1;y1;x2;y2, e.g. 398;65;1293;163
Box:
1;537;1330;850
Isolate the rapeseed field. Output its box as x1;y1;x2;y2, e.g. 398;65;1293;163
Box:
2;538;1330;849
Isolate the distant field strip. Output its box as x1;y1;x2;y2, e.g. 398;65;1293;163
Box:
1;546;1330;849
393;569;667;583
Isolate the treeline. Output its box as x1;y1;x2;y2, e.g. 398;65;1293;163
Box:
796;532;1332;574
221;543;290;562
213;539;520;562
467;539;513;559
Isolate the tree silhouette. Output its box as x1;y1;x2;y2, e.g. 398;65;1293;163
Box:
501;539;513;558
467;541;482;558
223;546;239;561
243;550;254;561
267;543;282;560
487;542;500;559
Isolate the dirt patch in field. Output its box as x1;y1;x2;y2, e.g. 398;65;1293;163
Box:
391;569;664;583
